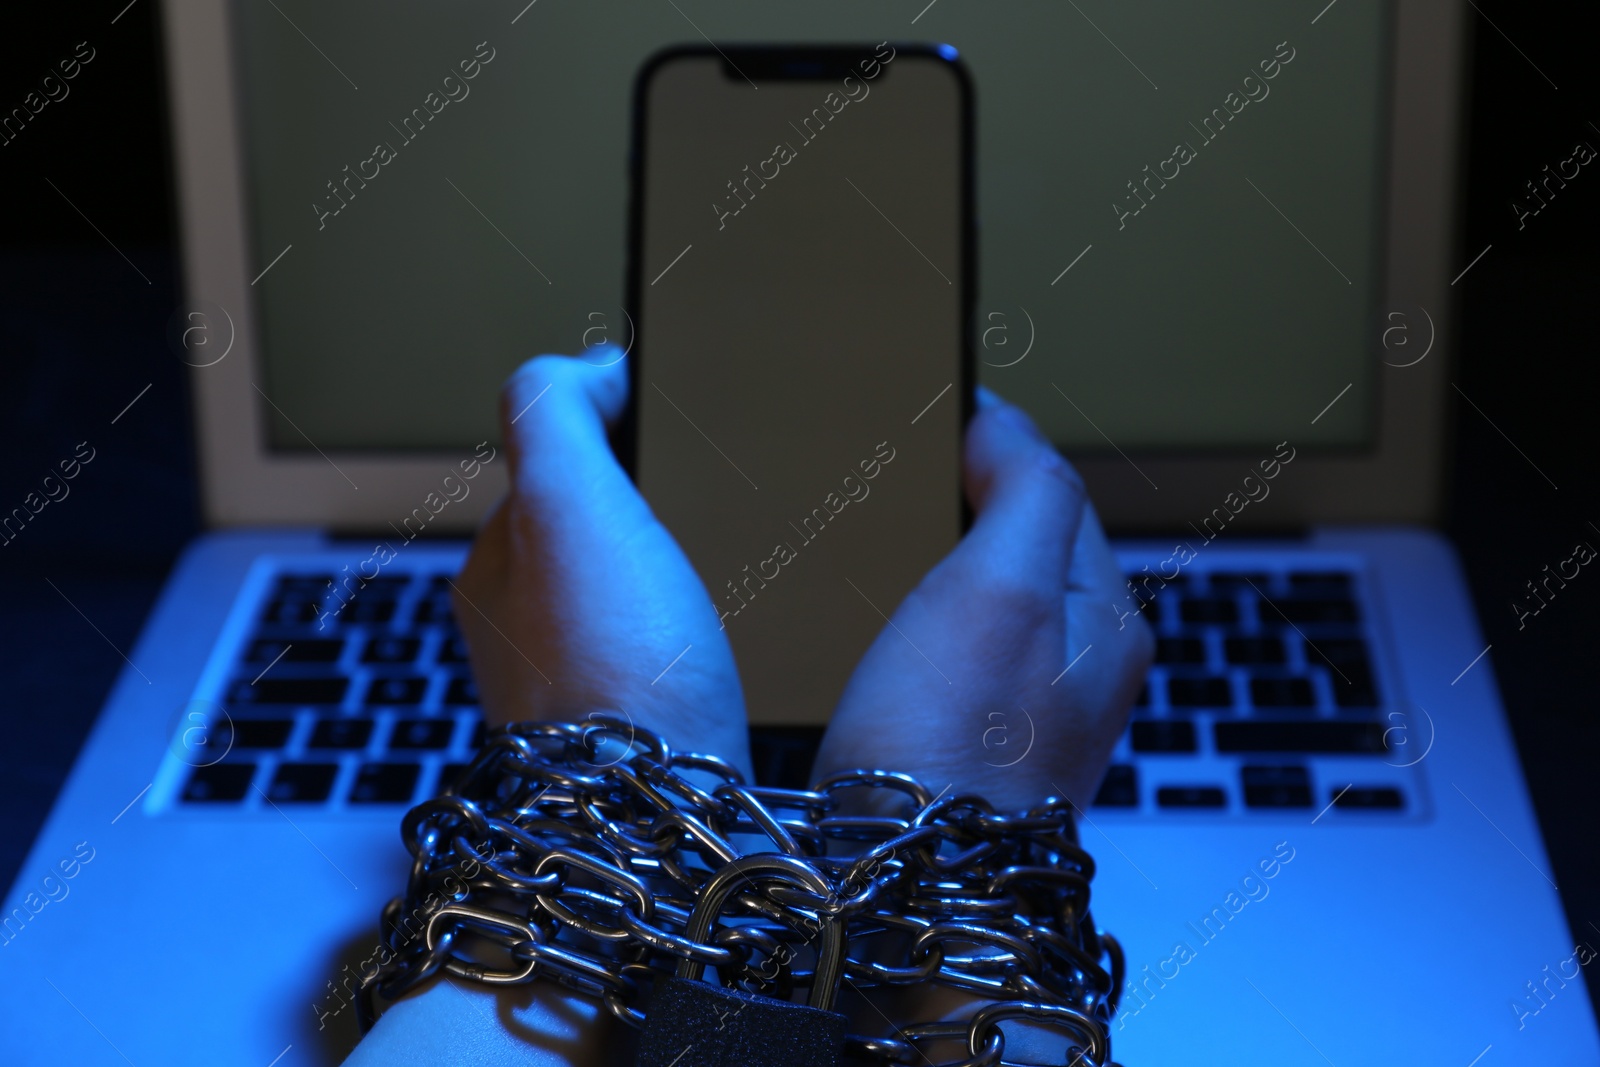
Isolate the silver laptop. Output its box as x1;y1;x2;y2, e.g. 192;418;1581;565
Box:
4;1;1595;1064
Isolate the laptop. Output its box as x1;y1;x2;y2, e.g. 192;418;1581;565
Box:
5;1;1596;1064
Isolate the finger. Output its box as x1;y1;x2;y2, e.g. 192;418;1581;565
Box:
1055;501;1153;806
498;350;634;501
954;386;1088;597
1065;499;1153;675
459;352;753;772
1061;500;1125;693
1066;498;1121;596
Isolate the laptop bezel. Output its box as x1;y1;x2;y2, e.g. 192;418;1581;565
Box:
160;0;1464;533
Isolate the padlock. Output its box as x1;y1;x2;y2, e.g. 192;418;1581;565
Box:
636;854;848;1067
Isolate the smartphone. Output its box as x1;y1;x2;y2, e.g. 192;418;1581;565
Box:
624;43;974;726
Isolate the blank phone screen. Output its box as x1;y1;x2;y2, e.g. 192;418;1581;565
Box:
634;48;968;725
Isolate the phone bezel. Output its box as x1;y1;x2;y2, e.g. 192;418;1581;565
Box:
618;42;977;533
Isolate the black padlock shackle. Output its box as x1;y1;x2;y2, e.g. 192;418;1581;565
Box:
675;854;847;1012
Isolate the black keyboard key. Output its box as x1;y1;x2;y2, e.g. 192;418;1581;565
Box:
1180;597;1238;625
1304;639;1381;706
1155;637;1205;665
1123;571;1189;591
413;595;456;624
1093;765;1138;808
330;597;398;625
1331;669;1380;708
260;599;323;626
1225;636;1285;666
1215;721;1387;754
390;719;455;750
181;762;256;802
439;635;471;664
1131;720;1197;753
275;574;334;594
1289;571;1352;592
1250;677;1315;708
469;718;487;750
439;762;470;792
1261;597;1360;625
309;718;375;749
268;762;338;803
350;762;421;804
1209;571;1269;590
367;576;414;593
232;719;294;749
231;677;348;706
362;636;420;664
327;575;410;598
1167;677;1234;708
1241;765;1312;808
245;638;343;664
444;676;479;706
1134;682;1150;707
1157;786;1226;809
1332;785;1404;810
365;676;428;706
1305;638;1371;669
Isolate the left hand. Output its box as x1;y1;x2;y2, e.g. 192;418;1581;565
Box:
813;385;1152;812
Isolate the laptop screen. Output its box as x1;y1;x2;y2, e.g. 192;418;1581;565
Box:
231;1;1387;454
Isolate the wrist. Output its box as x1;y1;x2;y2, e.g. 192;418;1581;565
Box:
346;974;630;1067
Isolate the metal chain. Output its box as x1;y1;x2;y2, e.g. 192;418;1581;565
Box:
357;715;1126;1067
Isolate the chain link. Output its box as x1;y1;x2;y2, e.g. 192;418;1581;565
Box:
357;715;1126;1066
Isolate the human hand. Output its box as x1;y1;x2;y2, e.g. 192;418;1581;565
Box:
813;385;1153;812
344;352;755;1067
450;351;753;777
809;386;1151;1062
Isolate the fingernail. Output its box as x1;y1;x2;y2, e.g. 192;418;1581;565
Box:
997;397;1046;443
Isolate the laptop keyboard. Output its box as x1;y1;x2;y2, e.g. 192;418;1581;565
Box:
170;570;483;811
166;556;1421;819
1094;561;1422;817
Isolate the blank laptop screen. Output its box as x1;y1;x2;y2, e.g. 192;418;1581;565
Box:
231;1;1387;454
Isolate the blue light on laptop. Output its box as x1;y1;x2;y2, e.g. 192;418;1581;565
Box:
937;43;958;61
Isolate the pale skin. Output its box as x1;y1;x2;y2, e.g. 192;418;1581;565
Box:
341;352;1152;1066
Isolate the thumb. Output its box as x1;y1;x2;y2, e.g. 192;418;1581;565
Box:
955;385;1087;597
498;350;638;514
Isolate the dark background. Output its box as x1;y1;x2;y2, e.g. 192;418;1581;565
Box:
2;0;1596;1019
